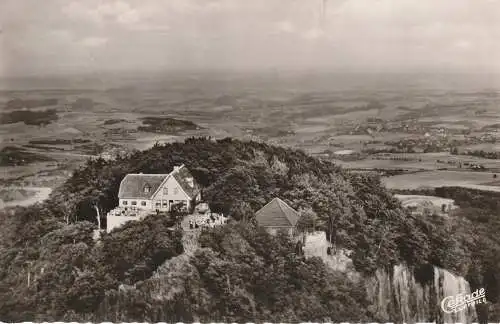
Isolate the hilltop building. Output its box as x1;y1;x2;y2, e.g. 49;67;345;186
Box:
106;165;201;232
255;197;300;236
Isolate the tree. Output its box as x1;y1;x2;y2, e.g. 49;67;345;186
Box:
93;202;102;230
296;208;318;233
230;202;254;223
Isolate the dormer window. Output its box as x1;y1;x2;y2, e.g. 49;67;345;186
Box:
144;185;151;193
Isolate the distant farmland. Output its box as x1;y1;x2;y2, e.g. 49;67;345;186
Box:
336;152;500;171
382;170;499;190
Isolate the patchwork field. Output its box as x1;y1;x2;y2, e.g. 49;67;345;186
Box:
382;170;498;190
335;152;500;172
1;72;500;203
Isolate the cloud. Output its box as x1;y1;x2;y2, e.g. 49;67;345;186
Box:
62;1;102;24
62;0;151;29
1;0;500;76
128;23;170;33
79;36;108;47
454;40;472;50
274;21;295;34
302;28;324;40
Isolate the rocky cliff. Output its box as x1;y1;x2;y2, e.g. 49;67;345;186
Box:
303;231;476;323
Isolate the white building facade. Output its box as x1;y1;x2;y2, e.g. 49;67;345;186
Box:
107;165;201;232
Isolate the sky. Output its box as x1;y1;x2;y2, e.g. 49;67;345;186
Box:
1;0;500;77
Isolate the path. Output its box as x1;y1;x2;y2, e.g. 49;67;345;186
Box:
181;230;201;256
33;151;98;160
153;212;225;280
177;212;227;256
145;211;229;303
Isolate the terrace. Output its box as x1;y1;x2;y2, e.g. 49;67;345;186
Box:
106;206;152;232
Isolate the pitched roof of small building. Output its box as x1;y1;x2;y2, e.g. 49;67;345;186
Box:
118;174;168;199
117;165;201;200
255;197;299;228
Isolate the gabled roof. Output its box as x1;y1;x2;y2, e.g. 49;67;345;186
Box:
255;198;299;228
117;165;201;200
172;165;201;199
118;174;168;199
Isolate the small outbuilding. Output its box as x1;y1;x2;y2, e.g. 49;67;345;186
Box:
255;197;300;236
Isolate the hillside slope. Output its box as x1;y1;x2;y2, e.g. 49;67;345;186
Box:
48;137;455;273
0;137;472;321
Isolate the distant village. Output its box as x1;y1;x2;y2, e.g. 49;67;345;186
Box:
311;116;499;170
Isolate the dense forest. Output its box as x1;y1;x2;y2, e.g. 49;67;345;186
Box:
137;117;201;133
0;137;498;321
0;146;53;166
0;109;59;126
451;148;500;160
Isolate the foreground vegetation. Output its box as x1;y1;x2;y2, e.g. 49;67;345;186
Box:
0;211;182;321
93;224;371;322
0;137;498;321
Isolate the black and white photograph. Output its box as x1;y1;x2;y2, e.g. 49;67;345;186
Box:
0;0;499;322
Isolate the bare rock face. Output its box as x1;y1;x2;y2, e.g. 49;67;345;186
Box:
366;264;476;323
302;231;357;275
303;231;476;323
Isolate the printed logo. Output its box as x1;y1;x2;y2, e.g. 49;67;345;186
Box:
441;288;487;314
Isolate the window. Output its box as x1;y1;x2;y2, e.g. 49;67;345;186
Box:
162;201;168;208
131;201;137;206
144;185;151;193
155;202;161;207
122;200;128;205
141;201;147;206
163;187;168;195
174;188;179;195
